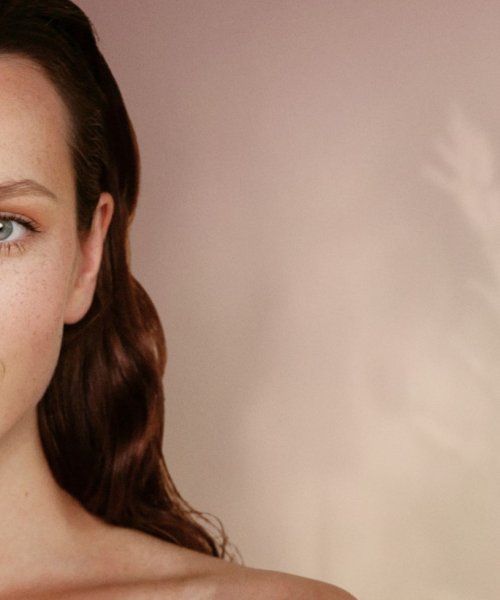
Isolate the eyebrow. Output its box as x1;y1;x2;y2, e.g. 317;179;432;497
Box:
0;179;58;202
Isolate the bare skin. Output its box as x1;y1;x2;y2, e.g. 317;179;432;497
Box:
0;56;355;600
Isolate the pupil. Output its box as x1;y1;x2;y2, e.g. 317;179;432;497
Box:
0;220;13;241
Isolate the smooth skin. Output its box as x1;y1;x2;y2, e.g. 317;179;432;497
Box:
0;56;355;600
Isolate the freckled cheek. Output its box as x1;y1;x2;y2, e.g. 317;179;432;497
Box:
0;261;71;406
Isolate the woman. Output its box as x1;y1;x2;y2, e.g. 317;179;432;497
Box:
0;1;355;598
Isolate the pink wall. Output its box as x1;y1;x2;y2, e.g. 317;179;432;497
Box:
79;2;500;598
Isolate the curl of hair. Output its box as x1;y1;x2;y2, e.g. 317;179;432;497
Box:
0;0;232;559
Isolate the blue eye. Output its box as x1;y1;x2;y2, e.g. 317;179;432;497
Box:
0;218;25;242
0;214;40;256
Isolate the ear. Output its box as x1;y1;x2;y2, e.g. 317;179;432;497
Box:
64;192;114;325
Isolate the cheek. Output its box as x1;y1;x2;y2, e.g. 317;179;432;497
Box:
0;255;74;433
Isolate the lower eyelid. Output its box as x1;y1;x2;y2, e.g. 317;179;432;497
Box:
0;240;28;257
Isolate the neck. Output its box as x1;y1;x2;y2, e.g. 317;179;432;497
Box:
0;406;108;592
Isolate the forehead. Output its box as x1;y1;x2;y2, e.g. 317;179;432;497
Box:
0;55;74;201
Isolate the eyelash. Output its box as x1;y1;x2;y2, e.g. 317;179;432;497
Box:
0;213;42;256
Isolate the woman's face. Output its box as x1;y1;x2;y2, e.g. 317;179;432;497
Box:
0;55;111;440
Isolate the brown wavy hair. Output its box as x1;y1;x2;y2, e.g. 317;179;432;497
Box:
0;0;231;559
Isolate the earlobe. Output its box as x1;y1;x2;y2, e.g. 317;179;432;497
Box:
64;192;114;325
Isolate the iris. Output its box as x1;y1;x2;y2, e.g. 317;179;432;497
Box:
0;220;13;241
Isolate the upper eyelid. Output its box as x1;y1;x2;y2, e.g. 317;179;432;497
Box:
0;213;41;231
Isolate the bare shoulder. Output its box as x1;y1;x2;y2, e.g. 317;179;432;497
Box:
98;527;357;600
10;525;356;599
129;530;356;599
202;564;357;600
111;528;357;600
252;570;356;600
